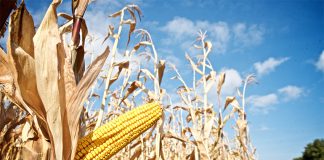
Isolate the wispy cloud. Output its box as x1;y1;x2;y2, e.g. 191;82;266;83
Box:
160;17;265;54
221;68;243;96
278;85;303;102
254;57;289;76
248;85;303;114
315;50;324;73
233;23;264;47
207;68;242;102
247;93;278;114
161;17;230;53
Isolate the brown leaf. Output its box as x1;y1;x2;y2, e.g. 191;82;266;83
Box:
217;72;226;94
185;53;204;75
108;61;129;88
73;46;85;83
204;40;212;53
0;49;36;120
109;10;122;17
120;81;142;103
67;47;109;159
102;25;114;44
8;2;35;57
224;96;235;111
58;12;73;20
157;60;165;85
130;146;142;160
64;58;77;103
8;47;46;119
7;2;47;120
33;3;66;159
21;138;51;160
0;49;12;84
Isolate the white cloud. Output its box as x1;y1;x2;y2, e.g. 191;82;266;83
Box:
221;68;243;95
161;17;196;39
161;17;230;53
254;57;289;76
246;85;303;114
315;50;324;73
247;93;278;113
161;17;266;53
207;68;242;103
278;85;303;101
165;55;182;66
233;23;264;47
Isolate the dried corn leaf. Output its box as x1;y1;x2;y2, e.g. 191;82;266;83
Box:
157;60;165;85
0;49;12;84
58;12;72;20
9;47;46;119
109;10;122;18
8;2;35;57
204;117;215;139
120;81;142;102
204;40;212;53
21;121;33;142
64;58;77;103
1;37;34;120
21;138;51;160
7;2;46;120
224;96;240;112
185;53;203;75
140;69;156;81
33;3;66;159
73;46;85;83
102;25;114;44
190;128;210;159
67;47;109;159
217;72;226;94
130;146;142;160
52;0;62;5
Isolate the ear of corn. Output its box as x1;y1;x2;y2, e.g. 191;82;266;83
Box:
75;102;162;160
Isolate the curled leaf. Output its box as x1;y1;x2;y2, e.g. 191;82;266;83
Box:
217;72;226;94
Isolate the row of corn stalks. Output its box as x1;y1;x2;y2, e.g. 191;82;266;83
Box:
0;0;256;159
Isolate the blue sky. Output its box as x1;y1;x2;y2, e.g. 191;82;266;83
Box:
2;0;324;159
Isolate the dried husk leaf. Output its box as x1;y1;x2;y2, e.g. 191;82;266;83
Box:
109;10;122;18
217;72;226;94
58;12;72;20
190;128;210;159
0;30;34;121
67;47;109;159
157;60;165;85
185;53;204;75
7;2;46;120
8;2;34;57
33;3;66;159
121;81;142;102
20;137;51;160
73;46;85;83
0;49;12;84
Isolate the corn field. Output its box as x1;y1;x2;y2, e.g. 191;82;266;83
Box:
0;0;256;159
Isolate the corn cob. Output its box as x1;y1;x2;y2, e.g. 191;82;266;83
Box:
75;102;162;160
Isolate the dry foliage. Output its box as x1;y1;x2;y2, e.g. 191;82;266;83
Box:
0;1;256;160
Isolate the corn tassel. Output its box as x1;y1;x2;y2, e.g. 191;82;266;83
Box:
75;102;162;160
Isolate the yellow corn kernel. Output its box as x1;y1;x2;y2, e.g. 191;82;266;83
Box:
75;102;162;160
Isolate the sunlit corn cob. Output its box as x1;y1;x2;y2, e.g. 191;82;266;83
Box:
75;102;162;160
